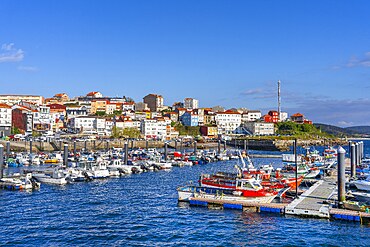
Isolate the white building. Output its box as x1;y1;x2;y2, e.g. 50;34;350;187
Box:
184;98;199;110
115;117;141;130
241;110;262;122
0;103;12;137
69;116;106;134
0;95;44;106
33;105;52;132
140;119;168;140
66;106;88;119
279;112;288;122
244;122;275;136
105;103;117;115
215;110;242;135
122;102;135;111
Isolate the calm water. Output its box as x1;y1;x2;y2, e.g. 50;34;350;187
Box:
1;141;369;246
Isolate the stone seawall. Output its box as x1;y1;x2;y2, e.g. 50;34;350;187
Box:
228;138;349;152
1;138;348;153
0;140;165;152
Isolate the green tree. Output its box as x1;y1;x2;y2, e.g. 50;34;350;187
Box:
11;127;21;135
121;127;141;138
95;111;106;116
111;126;122;138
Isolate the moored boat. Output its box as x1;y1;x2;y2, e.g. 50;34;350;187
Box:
177;184;278;203
352;176;370;191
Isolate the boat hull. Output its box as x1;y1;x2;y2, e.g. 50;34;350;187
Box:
177;186;277;203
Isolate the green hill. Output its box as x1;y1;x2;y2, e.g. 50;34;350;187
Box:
346;126;370;135
314;123;370;137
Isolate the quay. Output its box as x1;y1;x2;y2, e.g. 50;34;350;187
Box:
187;188;370;224
285;179;336;218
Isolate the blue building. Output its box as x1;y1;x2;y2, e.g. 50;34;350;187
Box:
181;112;199;126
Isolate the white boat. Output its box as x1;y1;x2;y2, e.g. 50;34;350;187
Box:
64;167;91;182
90;161;110;179
30;154;41;165
32;169;68;185
107;159;133;174
353;176;370;191
0;173;40;190
351;191;370;204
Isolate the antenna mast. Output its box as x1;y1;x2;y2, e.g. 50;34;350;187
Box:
278;80;281;121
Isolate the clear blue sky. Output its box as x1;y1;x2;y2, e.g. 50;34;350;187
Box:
1;0;369;126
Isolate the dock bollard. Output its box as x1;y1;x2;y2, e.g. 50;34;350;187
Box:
63;144;68;167
0;144;4;179
337;146;346;208
74;141;77;159
6;141;10;161
164;142;168;161
350;144;356;178
294;139;298;198
124;142;128;165
354;143;359;166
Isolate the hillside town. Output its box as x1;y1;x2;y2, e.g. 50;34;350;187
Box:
0;92;312;140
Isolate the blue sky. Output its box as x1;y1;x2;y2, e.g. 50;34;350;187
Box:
1;0;370;126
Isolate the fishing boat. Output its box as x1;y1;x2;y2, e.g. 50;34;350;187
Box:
200;173;278;197
280;163;320;179
177;184;278;203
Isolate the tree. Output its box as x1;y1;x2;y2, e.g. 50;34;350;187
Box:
121;127;141;138
113;110;122;116
95;111;106;116
11;127;21;135
111;126;121;138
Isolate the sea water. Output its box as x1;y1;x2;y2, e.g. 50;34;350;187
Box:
0;141;369;246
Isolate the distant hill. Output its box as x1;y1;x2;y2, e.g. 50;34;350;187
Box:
314;123;370;137
346;126;370;135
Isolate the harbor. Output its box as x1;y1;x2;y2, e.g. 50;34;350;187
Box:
1;140;370;246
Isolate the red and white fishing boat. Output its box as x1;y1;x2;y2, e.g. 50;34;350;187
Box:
200;173;279;198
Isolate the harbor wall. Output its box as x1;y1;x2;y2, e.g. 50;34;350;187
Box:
0;138;348;153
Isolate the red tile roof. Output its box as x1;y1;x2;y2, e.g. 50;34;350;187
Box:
87;91;100;96
0;103;11;109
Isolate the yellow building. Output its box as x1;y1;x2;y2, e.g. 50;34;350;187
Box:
91;100;108;114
